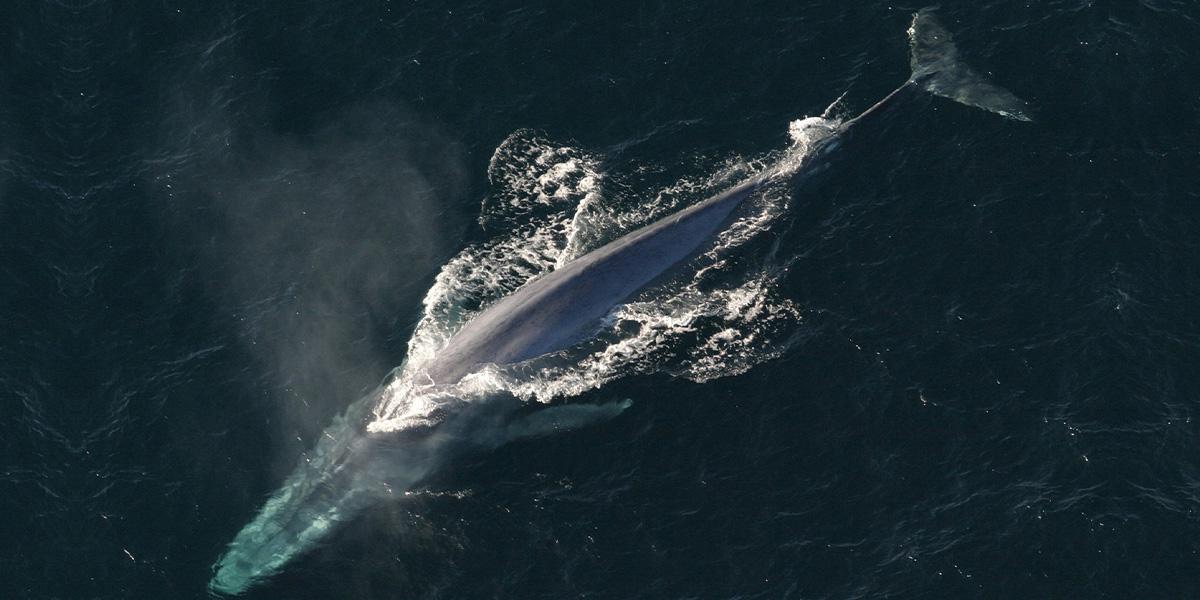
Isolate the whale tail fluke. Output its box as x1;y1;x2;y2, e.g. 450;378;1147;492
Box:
907;8;1033;122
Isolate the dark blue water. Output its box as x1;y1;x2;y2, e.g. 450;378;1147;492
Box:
3;1;1200;598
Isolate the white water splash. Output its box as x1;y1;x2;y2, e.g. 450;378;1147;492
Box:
368;116;838;433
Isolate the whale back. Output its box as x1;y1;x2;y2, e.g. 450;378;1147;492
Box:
423;177;765;384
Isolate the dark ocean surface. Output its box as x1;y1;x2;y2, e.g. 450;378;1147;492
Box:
3;1;1200;598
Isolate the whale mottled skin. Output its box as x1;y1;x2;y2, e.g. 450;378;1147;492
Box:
210;10;1031;596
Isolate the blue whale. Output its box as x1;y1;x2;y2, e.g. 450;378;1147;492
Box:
209;9;1029;595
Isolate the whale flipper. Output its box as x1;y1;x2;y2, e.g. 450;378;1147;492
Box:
505;399;633;441
908;9;1033;122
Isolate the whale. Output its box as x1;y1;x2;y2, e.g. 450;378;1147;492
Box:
209;9;1030;596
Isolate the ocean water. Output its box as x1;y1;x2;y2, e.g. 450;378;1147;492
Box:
2;1;1200;598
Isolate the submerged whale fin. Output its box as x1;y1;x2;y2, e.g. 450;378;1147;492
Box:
908;9;1032;121
505;399;633;441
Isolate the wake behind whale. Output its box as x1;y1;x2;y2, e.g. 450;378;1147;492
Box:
210;10;1030;595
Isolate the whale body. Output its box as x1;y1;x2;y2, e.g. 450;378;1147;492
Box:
209;9;1030;596
422;174;770;385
